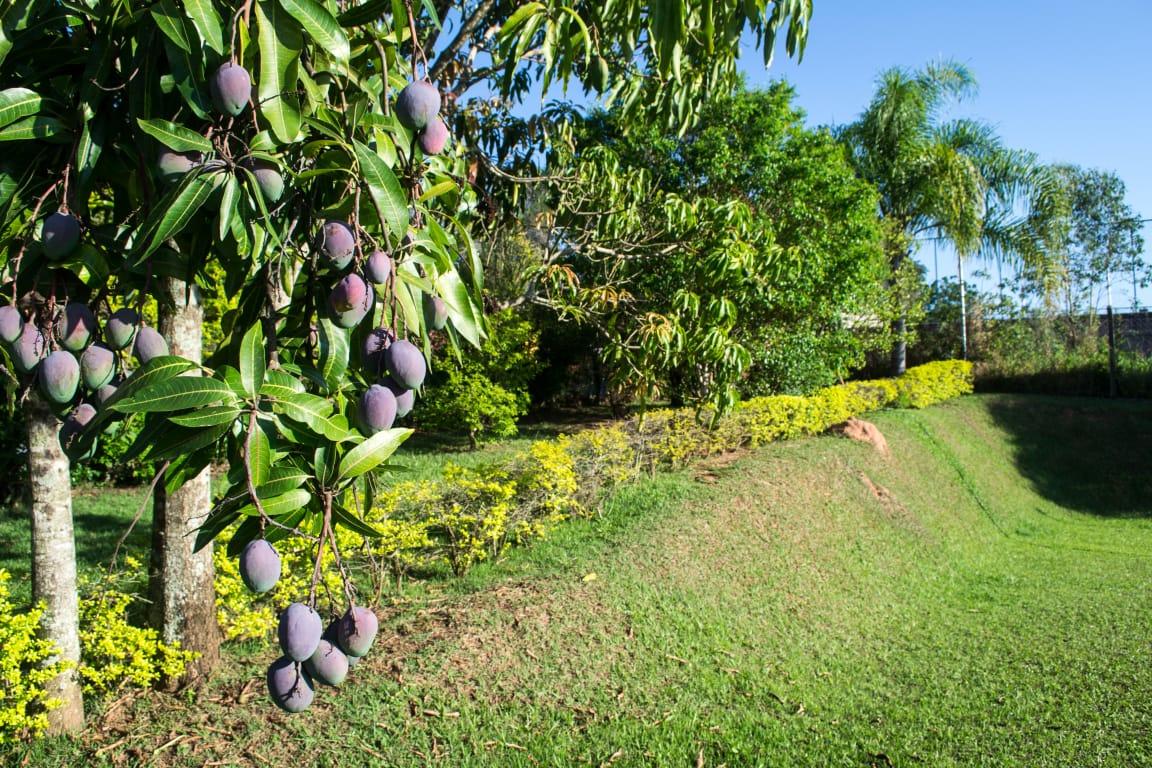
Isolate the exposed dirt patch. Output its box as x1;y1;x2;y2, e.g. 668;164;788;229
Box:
694;448;750;483
833;418;889;455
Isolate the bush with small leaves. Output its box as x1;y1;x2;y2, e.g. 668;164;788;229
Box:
55;302;96;352
105;308;139;350
41;211;80;259
239;539;281;594
320;220;356;269
304;639;348;687
0;306;23;343
364;249;392;284
211;62;251;116
80;344;115;390
266;656;314;713
358;384;397;435
336;605;378;658
418;117;449;156
396;80;441;130
40;350;80;404
133;326;168;363
278;602;322;662
385;339;426;390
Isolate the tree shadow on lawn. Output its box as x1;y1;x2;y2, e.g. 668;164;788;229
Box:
985;394;1152;518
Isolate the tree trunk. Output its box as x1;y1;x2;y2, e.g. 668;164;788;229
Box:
149;276;220;684
26;392;85;733
888;246;910;376
890;317;907;376
958;255;968;360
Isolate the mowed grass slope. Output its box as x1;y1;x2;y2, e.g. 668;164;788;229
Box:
11;394;1152;767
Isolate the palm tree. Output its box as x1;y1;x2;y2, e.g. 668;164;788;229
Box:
841;61;1060;373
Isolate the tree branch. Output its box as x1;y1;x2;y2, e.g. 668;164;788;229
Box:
427;0;499;83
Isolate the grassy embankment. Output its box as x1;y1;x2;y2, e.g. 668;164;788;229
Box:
7;394;1152;766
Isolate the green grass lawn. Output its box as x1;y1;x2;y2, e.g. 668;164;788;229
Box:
7;394;1152;766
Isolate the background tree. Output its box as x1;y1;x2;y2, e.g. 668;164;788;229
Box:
838;61;1056;374
525;83;889;408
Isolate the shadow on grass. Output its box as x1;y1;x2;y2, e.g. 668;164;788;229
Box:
984;395;1152;518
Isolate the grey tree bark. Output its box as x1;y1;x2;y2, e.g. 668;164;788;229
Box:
148;276;221;683
26;391;85;732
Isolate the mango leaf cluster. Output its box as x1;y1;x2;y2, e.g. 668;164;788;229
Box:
1;2;483;555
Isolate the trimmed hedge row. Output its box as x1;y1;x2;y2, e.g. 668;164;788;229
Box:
215;360;973;637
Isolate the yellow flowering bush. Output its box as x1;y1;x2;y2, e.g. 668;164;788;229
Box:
0;570;64;744
895;360;975;407
77;559;198;694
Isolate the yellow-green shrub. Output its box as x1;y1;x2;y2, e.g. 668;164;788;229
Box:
0;570;65;744
426;464;517;576
895;360;974;407
77;559;197;694
557;426;637;509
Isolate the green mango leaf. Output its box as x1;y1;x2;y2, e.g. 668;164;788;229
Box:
337;427;412;481
217;172;239;241
352;140;408;240
137;170;222;262
246;418;272;486
317;319;348;392
0;116;66;142
260;368;306;399
113;376;235;413
239;321;266;400
331;502;384;539
194;505;242;552
148;421;232;463
275;392;350;442
238;488;311;518
253;466;309;499
136;118;212;153
256;0;303;144
278;0;350;65
151;0;193;52
168;404;242;427
225;516;263;557
336;0;390;26
164;448;215;495
183;0;226;55
0;87;40;129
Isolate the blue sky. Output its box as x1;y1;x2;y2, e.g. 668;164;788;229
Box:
743;0;1152;306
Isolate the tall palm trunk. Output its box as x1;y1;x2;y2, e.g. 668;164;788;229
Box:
889;248;910;376
148;276;220;683
26;391;85;732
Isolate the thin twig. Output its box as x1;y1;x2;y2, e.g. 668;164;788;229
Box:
109;460;171;572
